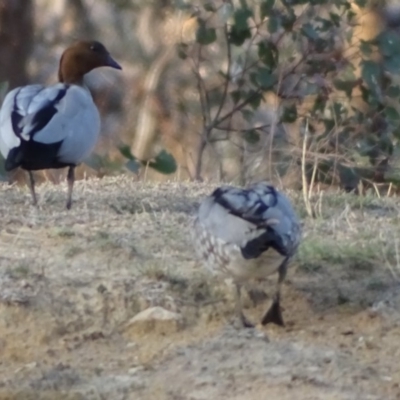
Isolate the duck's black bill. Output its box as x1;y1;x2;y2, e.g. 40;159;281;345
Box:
106;55;122;70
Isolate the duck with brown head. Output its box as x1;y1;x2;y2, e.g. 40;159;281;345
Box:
0;40;122;209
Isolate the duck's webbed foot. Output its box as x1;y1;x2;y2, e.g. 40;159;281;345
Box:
261;297;284;326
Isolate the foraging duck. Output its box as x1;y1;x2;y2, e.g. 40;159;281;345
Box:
0;40;122;209
193;182;301;328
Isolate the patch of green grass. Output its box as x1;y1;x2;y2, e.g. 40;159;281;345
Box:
6;262;31;279
91;230;124;250
137;262;188;289
293;190;399;221
320;192;385;210
297;236;389;272
65;246;84;258
366;279;389;291
52;228;76;238
136;262;166;280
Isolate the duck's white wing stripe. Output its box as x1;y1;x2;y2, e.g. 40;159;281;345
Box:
0;87;26;158
15;84;69;141
0;83;69;148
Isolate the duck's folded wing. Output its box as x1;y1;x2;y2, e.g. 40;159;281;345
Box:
0;83;68;152
201;184;300;258
0;85;40;156
212;185;280;225
0;83;100;167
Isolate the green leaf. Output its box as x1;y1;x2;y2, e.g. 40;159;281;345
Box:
360;84;369;103
174;0;192;11
241;109;254;122
393;127;400;140
313;94;327;113
83;153;120;172
248;90;263;109
315;17;333;32
329;12;340;27
332;102;346;119
301;23;319;40
256;67;276;89
346;9;356;22
258;41;278;69
281;9;296;31
176;42;188;59
386;86;400;98
346;30;353;43
204;2;216;11
125;159;141;173
333;79;358;98
229;7;252;46
323;118;334;133
384;169;400;185
302;81;320;96
268;14;281;33
384;55;400;74
234;7;252;31
333;79;350;93
260;0;275;20
385;106;400;122
376;31;400;57
336;63;356;80
354;0;367;7
118;144;136;160
118;144;176;175
281;104;297;123
229;26;251;46
244;130;260;144
360;40;372;56
230;89;242;104
196;19;217;45
360;60;382;96
148;150;177;174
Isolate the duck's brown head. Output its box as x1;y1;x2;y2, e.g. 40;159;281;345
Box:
58;40;122;85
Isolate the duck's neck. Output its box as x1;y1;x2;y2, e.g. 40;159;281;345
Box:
58;70;84;86
58;53;85;85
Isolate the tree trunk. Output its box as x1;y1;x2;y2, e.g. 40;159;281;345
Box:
0;0;34;89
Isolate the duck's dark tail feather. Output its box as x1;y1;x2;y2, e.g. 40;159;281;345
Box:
5;147;23;171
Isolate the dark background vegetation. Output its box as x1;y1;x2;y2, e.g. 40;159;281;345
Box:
1;0;400;192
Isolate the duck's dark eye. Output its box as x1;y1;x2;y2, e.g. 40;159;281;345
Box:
89;43;104;52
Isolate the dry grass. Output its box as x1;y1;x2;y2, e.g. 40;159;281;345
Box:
0;175;400;399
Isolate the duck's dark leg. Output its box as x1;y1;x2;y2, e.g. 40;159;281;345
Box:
234;283;254;328
66;166;75;210
27;171;37;206
261;257;289;326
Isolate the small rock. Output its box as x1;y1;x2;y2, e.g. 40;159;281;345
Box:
124;306;184;336
128;366;144;375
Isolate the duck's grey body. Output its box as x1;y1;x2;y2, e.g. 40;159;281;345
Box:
193;182;301;327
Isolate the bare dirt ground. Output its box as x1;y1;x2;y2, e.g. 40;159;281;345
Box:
1;175;400;400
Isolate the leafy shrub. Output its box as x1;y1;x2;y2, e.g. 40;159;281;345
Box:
176;0;400;190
